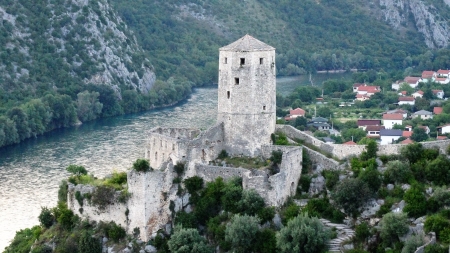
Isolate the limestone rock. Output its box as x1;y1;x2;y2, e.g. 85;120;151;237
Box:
145;245;157;253
387;184;394;191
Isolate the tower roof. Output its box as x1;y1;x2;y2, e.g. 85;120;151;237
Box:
220;34;275;52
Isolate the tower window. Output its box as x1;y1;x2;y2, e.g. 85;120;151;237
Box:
235;78;239;85
263;106;266;110
227;91;230;99
240;58;245;65
260;58;264;64
224;57;227;64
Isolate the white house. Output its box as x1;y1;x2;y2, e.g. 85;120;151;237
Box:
435;77;450;84
437;124;450;135
404;76;422;89
285;108;305;121
380;129;403;145
437;69;450;78
421;71;436;82
412;90;424;99
383;113;403;129
385;109;408;119
398;96;415;105
433;90;444;99
412;110;433;120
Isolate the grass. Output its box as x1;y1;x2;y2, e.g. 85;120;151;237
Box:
218;156;270;169
68;171;128;191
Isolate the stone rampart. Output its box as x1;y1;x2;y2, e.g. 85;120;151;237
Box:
195;164;249;181
302;146;341;171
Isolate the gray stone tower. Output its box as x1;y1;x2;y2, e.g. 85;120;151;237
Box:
217;35;276;156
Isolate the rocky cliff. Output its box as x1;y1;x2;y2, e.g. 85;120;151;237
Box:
0;0;155;96
379;0;450;48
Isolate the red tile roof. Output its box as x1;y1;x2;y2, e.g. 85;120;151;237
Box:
357;119;381;126
401;138;414;144
383;113;403;120
435;77;447;82
416;90;424;95
366;125;385;131
402;131;413;137
434;107;443;115
343;141;357;145
398;96;415;101
357;86;380;92
290;108;305;116
437;69;450;75
404;76;421;84
422;71;435;78
400;91;407;96
437;136;448;140
432;90;443;94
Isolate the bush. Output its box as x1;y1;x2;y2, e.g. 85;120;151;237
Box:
133;158;151;172
322;170;339;190
303;198;345;223
281;203;300;225
225;214;260;253
174;162;185;175
104;222;126;242
57;207;76;230
78;232;102;253
58;180;68;202
238;189;265;216
38;207;54;228
424;214;450;240
257;207;275;224
276;212;331;253
384;160;413;184
217;150;228;159
270;150;283;165
425;244;447;253
332;178;372;215
66;165;88;175
299;175;311;193
403;184;427;218
358;165;382;194
433;187;450;208
91;185;116;210
183;176;204;194
380;212;409;246
425;155;450;186
355;222;371;243
174;211;197;228
254;228;277;253
168;226;212;253
401;233;425;253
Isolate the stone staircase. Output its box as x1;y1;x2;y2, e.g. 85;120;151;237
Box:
319;218;355;253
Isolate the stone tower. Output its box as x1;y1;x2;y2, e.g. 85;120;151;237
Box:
217;35;276;156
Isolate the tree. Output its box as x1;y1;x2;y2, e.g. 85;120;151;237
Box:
401;143;424;164
276;213;331;253
384;160;413;184
133;159;151;172
66;165;88;175
360;139;378;160
380;212;409;246
225;214;260;253
76;91;103;122
411;127;428;142
168;227;212;253
425;155;450;185
38;207;54;228
402;233;425;253
332;178;372;215
415;98;430;111
341;128;366;143
7;107;31;141
403;184;427;218
78;232;102;253
238;189;265;216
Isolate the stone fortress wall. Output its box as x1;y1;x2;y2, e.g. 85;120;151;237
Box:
277;125;450;159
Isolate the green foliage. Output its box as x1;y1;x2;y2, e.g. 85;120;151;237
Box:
57;205;77;230
281;203;301;225
257;207;276;224
104;222;126;242
58;180;69;202
183;176;204;195
78;232;102;253
355;222;371;243
360;140;378;161
254;228;277;253
322;170;340;190
270;150;283;165
424;214;450;240
358;165;382;194
168;226;213;253
384;161;413;184
132;158;151;172
276;212;331;253
38;207;54;228
91;185;116;210
76;91;103;122
273;133;289;145
425;155;450;186
217;150;229;159
401;143;425;164
424;244;447;253
432;187;450;208
238;189;265;216
303;198;345;223
411;127;428;142
380;212;409;246
173;162;185;175
225;214;260;253
104;171;127;190
66;165;88;175
299;175;311;193
342;128;367;143
3;226;43;253
404;184;427;218
174;211;198;229
402;233;425;253
332;178;372;215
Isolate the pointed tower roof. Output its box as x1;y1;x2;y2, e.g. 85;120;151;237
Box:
220;34;275;52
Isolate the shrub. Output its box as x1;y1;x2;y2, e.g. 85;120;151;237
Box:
254;228;277;253
299;175;311;193
380;212;409;246
384;160;413;184
322;170;339;190
91;185;116;210
257;207;275;224
401;233;425;253
168;226;212;253
174;211;197;228
105;172;127;189
238;189;265;216
66;164;88;175
58;180;68;202
75;191;83;206
424;214;450;240
133;158;151;172
355;222;371;243
425;244;447;253
332;178;372;215
270;150;283;165
276;212;331;253
225;214;260;253
433;187;450;207
173;162;185;175
425;155;450;186
358;166;382;194
281;203;300;225
38;207;54;228
57;207;76;230
183;176;204;194
303;198;345;223
105;222;126;242
404;184;427;218
78;232;102;253
217;150;228;159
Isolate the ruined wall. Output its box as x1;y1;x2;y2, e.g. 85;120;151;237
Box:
68;184;128;229
302;146;341;171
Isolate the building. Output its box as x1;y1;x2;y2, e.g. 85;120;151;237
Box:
432;90;444;99
400;138;414;144
285;108;305;121
437;124;450;135
307;117;331;131
353;83;366;92
217;34;276;156
403;76;422;89
380;129;403;145
354;85;381;96
385;109;408;119
412;90;424;99
366;125;385;137
398;96;415;105
412;110;433;120
437;69;450;78
421;71;436;82
383;113;403;129
357;119;382;129
435;77;449;84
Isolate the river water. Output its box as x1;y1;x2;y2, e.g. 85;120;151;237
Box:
0;73;350;250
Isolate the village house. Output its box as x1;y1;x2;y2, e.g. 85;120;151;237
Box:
398;91;407;96
284;107;305;121
357;119;381;130
437;124;450;135
421;71;436;82
355;94;370;101
352;83;367;92
435;77;449;84
412;110;433;120
353;85;381;100
432;90;445;99
398;96;415;105
437;69;450;78
404;76;422;89
307;117;331;131
412;90;424;99
403;130;413;139
419;125;431;134
385;109;408;119
343;140;357;145
366;125;384;138
437;136;448;140
380;129;403;145
400;138;414;144
383;113;403;129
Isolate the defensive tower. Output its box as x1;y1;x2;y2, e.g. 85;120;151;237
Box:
217;35;276;156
